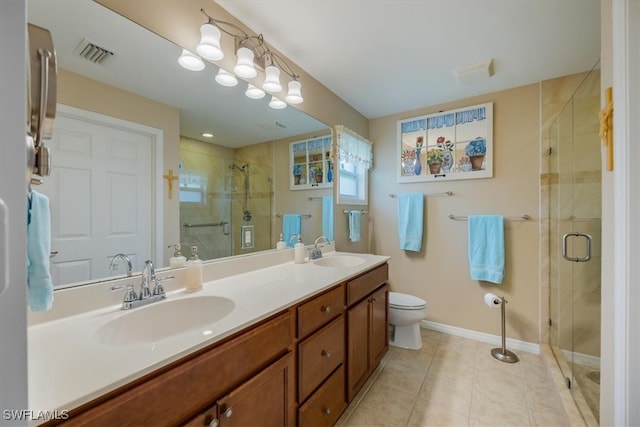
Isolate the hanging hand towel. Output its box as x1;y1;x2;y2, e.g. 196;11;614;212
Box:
468;215;505;284
397;192;424;252
282;214;301;247
27;190;54;311
348;210;361;242
322;195;334;241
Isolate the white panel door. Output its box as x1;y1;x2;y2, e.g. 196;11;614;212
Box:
40;111;153;286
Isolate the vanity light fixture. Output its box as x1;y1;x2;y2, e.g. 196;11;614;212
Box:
194;8;304;108
197;23;224;60
215;69;238;87
178;49;205;71
245;84;266;99
269;96;287;110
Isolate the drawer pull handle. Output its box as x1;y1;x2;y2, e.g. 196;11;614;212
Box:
224;407;233;418
321;350;332;358
323;407;331;415
321;305;331;314
209;419;219;427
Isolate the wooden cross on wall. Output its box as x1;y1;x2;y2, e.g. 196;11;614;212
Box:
163;169;179;200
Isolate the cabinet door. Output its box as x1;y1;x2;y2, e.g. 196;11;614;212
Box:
370;284;389;368
347;298;370;402
218;353;295;427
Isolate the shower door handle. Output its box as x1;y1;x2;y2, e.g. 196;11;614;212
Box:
562;232;592;262
0;199;8;297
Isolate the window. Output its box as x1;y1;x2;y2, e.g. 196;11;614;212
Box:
334;125;372;206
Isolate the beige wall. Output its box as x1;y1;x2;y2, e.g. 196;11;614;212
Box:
368;85;540;343
57;69;180;266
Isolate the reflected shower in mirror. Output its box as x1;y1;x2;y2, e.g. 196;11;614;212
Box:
27;0;331;289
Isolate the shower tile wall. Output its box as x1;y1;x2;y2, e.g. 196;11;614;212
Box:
540;70;601;360
231;141;274;255
179;136;233;260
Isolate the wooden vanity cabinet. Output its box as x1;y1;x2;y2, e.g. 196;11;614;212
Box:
58;310;295;427
346;263;389;402
296;284;347;427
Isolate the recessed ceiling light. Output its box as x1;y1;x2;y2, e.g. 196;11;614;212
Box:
202;133;214;138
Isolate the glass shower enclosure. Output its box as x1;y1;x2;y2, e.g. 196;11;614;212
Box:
547;64;601;425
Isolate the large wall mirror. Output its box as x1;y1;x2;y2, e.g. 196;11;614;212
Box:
28;0;332;289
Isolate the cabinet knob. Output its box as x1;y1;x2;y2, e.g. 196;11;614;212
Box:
321;350;331;358
371;297;377;303
323;407;331;415
209;419;219;427
321;305;332;314
224;407;233;418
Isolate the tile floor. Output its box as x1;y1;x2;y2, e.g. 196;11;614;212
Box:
336;329;575;427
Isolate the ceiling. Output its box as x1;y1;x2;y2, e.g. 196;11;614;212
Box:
217;0;601;119
27;0;601;146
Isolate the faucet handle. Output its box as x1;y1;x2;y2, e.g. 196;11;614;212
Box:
111;283;137;303
152;275;174;297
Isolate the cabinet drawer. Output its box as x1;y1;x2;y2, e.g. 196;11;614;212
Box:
298;316;344;402
65;310;294;426
297;284;345;339
298;365;346;427
347;263;388;306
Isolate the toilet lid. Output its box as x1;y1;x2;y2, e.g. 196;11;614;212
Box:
389;292;426;309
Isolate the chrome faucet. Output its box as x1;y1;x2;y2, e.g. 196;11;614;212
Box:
111;259;173;310
109;253;133;277
310;235;329;260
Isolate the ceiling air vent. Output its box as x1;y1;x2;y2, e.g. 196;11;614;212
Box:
73;38;114;64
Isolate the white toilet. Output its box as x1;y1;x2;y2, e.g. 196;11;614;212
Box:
388;292;427;350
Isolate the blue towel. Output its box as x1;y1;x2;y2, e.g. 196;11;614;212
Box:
322;195;334;241
348;210;361;242
282;214;301;247
27;190;54;311
468;215;505;284
397;193;423;251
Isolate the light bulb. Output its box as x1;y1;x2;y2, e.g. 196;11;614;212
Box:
262;65;282;93
269;96;287;110
197;23;224;61
245;84;266;99
234;47;257;78
285;80;303;104
178;49;205;71
215;69;238;87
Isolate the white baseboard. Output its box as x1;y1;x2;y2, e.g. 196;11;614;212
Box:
420;320;541;355
560;349;601;370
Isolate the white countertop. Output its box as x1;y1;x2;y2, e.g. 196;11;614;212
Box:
27;251;389;417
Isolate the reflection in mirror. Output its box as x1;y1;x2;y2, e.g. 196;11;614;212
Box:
28;0;331;289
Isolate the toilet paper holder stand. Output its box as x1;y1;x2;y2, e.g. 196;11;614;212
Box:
491;296;519;363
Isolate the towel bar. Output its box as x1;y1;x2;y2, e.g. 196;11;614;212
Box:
276;214;312;218
343;210;367;214
388;191;452;198
183;221;229;228
449;214;530;221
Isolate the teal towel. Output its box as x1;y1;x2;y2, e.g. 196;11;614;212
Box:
397;193;423;252
322;196;334;241
348;210;361;242
468;215;505;284
283;214;301;247
27;190;54;311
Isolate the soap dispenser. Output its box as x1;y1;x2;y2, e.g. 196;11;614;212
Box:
276;233;286;250
185;245;203;292
294;235;306;264
169;244;186;268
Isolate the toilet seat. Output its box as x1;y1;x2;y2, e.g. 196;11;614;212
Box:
389;292;426;310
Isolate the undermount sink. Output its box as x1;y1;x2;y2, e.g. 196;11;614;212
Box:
93;296;235;346
313;254;366;267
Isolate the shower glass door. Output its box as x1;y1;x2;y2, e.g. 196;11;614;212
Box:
548;66;601;424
